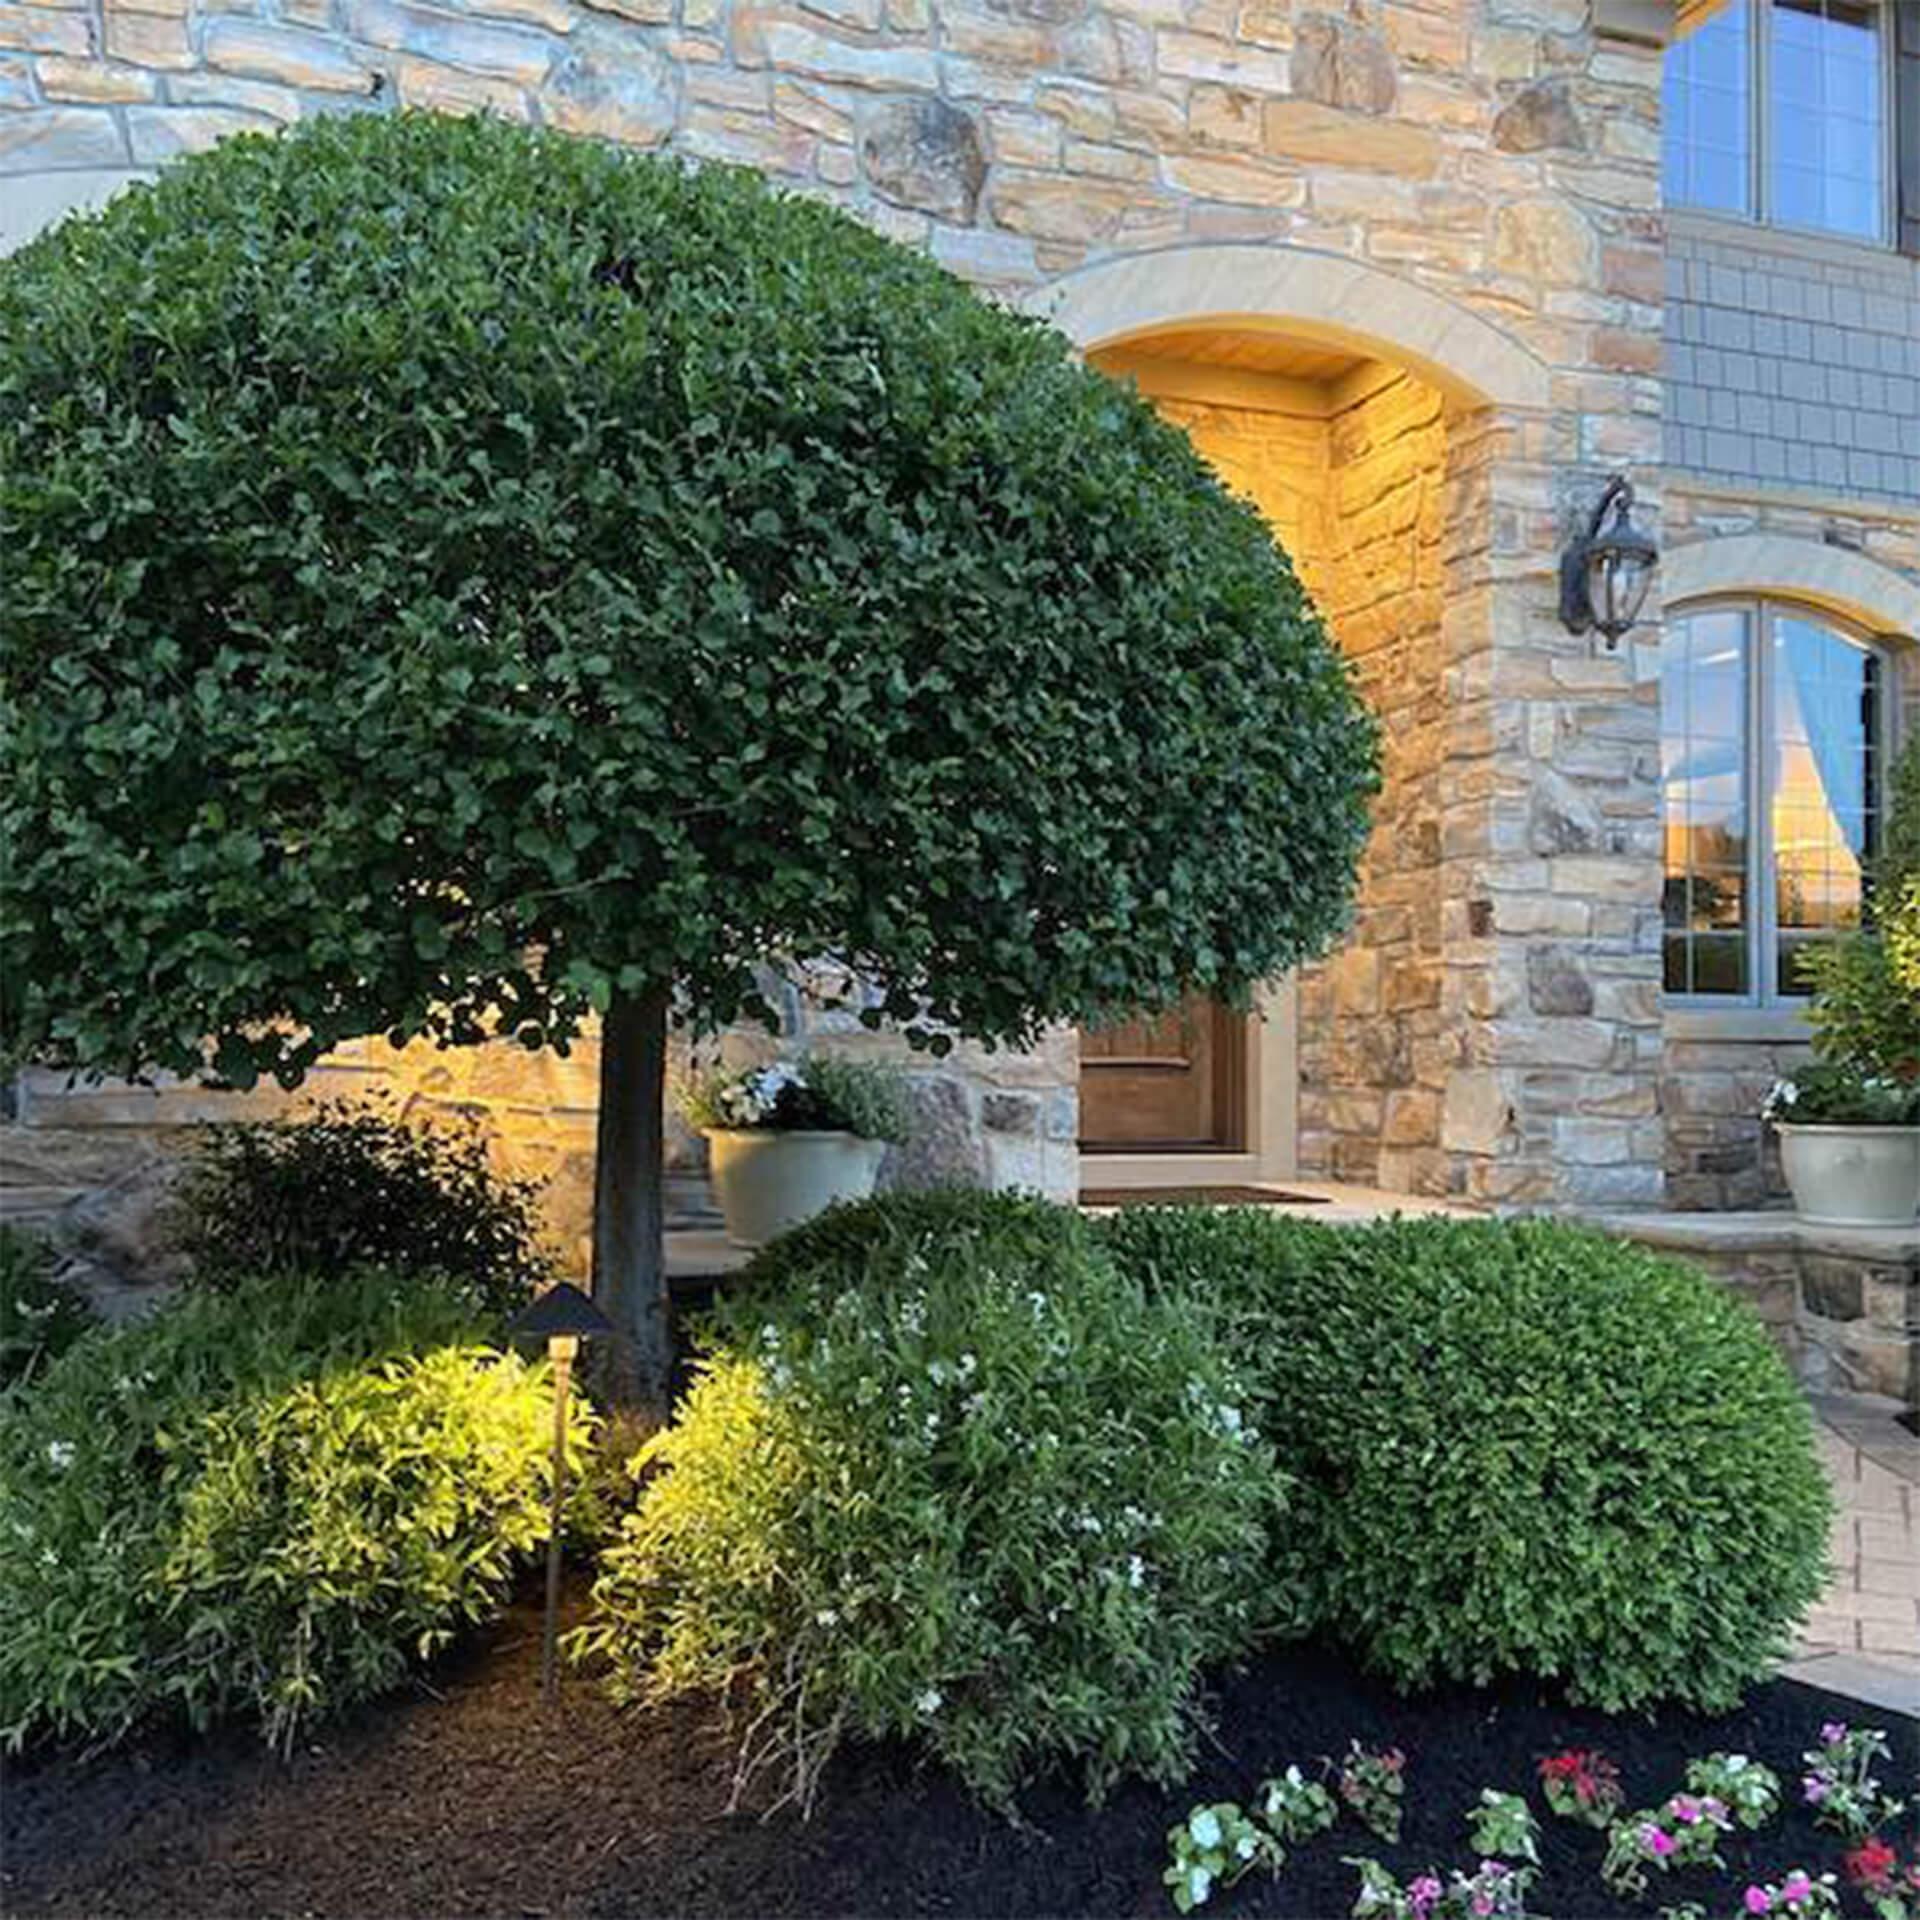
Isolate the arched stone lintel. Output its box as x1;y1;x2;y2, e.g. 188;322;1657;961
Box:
1663;532;1920;640
1024;243;1553;415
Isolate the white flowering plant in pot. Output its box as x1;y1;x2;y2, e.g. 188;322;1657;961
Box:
677;1055;911;1248
1761;1062;1920;1229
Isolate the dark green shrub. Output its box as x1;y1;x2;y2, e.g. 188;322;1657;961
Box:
0;1224;96;1388
167;1099;554;1323
577;1192;1292;1812
0;1269;590;1752
1100;1207;1832;1713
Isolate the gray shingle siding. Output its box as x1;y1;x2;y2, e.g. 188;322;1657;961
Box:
1664;214;1920;508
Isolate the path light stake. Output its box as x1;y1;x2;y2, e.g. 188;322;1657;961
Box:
509;1282;614;1705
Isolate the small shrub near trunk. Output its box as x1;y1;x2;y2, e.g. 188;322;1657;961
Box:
167;1099;554;1323
576;1193;1293;1814
0;1269;589;1753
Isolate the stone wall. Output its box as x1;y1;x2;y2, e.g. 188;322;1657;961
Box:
1297;369;1452;1190
1603;1209;1919;1407
2;998;1077;1278
2;0;1677;1214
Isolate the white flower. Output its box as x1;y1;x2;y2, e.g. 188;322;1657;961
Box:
1189;1809;1223;1849
1186;1866;1213;1905
915;1688;943;1715
815;1608;839;1627
44;1440;73;1470
1127;1555;1147;1589
39;1549;58;1569
1235;1834;1256;1860
1078;1513;1104;1535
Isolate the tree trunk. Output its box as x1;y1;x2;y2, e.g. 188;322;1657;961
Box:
590;983;673;1420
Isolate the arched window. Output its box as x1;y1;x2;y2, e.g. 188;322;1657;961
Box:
1655;598;1890;1002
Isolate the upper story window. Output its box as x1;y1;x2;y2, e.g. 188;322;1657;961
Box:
1653;600;1889;1003
1663;0;1889;243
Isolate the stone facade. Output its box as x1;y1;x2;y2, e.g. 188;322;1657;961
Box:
3;0;1910;1239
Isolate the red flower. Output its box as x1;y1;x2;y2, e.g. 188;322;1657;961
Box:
1846;1837;1898;1891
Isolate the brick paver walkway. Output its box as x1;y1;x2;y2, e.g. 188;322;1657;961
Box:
1796;1396;1920;1674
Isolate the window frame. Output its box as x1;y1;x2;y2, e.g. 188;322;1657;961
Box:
1664;0;1898;248
1660;594;1892;1011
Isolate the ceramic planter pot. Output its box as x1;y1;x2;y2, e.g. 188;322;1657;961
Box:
1775;1122;1920;1228
704;1129;888;1249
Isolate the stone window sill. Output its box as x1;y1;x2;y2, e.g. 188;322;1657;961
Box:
1664;1006;1812;1044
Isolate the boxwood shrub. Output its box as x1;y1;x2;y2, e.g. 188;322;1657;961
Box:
577;1193;1294;1813
167;1099;554;1324
0;1269;591;1753
1100;1206;1832;1713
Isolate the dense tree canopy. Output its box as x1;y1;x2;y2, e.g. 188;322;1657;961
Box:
1;111;1377;1086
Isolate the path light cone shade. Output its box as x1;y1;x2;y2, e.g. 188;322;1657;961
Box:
510;1282;615;1345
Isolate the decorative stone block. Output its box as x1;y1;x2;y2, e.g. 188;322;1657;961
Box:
860;95;985;221
1290;11;1394;115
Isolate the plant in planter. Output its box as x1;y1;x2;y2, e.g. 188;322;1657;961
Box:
1761;1063;1920;1228
677;1055;910;1247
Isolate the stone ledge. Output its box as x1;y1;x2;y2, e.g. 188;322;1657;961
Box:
1583;1208;1920;1265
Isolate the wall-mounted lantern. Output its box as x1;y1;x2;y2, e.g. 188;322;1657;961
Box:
509;1281;614;1705
1559;475;1658;649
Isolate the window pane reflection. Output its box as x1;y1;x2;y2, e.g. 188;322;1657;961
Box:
1771;615;1880;993
1664;1;1753;216
1661;609;1751;996
1768;0;1884;240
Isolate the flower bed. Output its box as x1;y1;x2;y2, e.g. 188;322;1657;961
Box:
3;1590;1911;1920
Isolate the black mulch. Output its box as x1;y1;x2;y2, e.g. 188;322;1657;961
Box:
4;1575;1914;1920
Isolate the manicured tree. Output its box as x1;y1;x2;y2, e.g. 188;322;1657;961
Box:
0;113;1377;1411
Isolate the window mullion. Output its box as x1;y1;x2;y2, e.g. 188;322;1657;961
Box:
1752;0;1768;223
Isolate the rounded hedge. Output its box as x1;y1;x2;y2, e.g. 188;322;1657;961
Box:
1100;1206;1833;1713
578;1192;1294;1812
1;111;1377;1088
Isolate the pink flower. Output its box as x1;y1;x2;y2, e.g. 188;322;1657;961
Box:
1671;1795;1702;1825
1745;1889;1773;1915
1470;1898;1492;1918
1641;1825;1676;1858
1783;1873;1812;1902
1802;1775;1829;1803
1821;1722;1847;1745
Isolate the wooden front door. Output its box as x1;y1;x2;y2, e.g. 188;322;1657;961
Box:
1079;994;1247;1152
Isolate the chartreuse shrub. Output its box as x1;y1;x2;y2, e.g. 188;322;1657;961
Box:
0;1269;590;1752
167;1098;555;1323
0;110;1377;1400
576;1194;1292;1812
1100;1206;1832;1713
0;1224;96;1388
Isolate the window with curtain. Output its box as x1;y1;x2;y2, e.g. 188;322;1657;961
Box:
1652;601;1887;1002
1662;0;1890;243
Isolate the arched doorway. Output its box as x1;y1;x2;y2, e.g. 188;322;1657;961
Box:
1028;248;1547;1195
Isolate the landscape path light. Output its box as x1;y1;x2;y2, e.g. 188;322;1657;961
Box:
509;1281;614;1705
1560;474;1659;649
